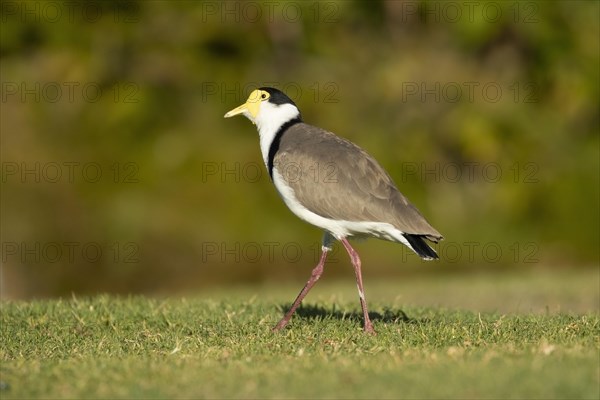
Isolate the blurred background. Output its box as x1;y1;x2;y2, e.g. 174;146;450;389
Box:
1;1;598;299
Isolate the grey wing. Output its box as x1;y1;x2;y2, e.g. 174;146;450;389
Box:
275;123;443;240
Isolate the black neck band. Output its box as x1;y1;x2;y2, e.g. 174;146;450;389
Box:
267;117;302;179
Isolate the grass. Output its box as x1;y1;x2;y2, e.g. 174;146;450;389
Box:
1;268;599;399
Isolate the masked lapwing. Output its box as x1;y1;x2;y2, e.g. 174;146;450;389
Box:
224;87;443;334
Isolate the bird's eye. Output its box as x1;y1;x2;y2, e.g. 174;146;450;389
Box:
261;93;267;99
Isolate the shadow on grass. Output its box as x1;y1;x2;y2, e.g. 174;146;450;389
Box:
276;303;425;325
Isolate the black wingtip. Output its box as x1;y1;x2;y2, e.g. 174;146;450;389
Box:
403;234;439;260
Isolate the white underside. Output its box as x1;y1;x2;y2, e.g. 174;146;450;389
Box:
271;169;415;252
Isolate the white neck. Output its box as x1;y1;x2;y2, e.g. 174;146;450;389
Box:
254;102;301;167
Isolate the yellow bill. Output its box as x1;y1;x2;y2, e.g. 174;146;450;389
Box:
223;89;268;121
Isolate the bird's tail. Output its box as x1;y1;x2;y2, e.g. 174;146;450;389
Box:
403;234;439;260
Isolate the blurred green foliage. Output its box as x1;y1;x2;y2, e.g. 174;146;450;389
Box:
1;1;598;298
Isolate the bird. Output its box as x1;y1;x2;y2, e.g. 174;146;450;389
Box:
224;87;443;334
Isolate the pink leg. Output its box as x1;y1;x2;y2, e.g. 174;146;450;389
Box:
273;247;329;331
340;238;375;334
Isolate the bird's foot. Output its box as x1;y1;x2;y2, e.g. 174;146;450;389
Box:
272;319;289;332
364;322;376;335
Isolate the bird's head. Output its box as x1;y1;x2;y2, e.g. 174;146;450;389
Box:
224;87;301;131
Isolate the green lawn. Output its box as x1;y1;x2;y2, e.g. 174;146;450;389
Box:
1;269;599;399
